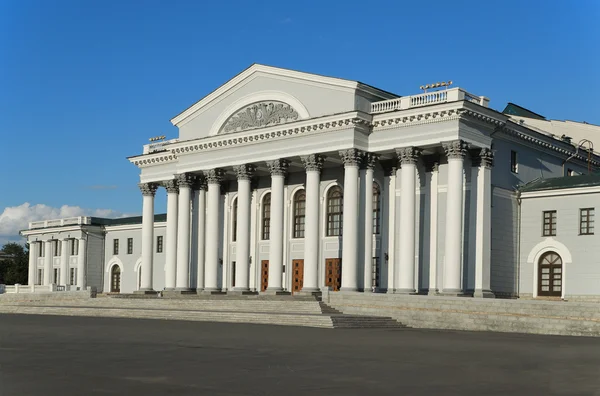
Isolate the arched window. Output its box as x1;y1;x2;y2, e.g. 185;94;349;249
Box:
110;265;121;293
232;197;238;242
373;183;381;234
327;186;343;236
262;193;271;240
293;190;306;238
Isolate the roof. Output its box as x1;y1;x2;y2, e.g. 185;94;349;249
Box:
502;103;546;120
91;214;167;227
519;174;600;193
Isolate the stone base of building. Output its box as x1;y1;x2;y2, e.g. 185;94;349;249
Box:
261;290;291;296
200;289;227;295
474;289;496;299
163;290;196;296
133;290;159;296
228;290;259;296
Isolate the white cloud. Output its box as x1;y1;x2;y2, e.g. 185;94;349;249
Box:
0;203;135;246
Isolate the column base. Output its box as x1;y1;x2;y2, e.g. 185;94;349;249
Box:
386;288;396;294
164;287;175;291
265;287;284;293
201;289;226;295
134;290;158;295
228;290;259;296
427;289;439;296
394;288;417;294
297;288;321;296
339;287;358;292
164;289;196;296
438;289;468;297
474;289;495;299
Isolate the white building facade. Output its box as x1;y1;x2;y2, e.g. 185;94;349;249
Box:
18;64;600;298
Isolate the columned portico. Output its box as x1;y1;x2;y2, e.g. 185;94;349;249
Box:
43;240;52;285
233;164;255;292
175;173;195;291
139;182;158;292
362;153;378;292
339;149;362;292
28;242;37;286
474;148;494;298
442;140;467;294
164;179;179;290
301;154;325;293
397;147;421;294
60;238;69;285
266;159;289;292
204;169;224;292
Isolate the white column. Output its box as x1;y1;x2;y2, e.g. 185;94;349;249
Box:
396;147;420;294
176;173;194;291
442;140;467;294
233;164;255;292
363;153;378;292
204;169;224;292
474;148;495;298
28;242;38;286
340;149;362;292
301;154;325;293
139;182;158;292
164;180;179;290
43;240;52;285
266;159;289;292
385;166;397;293
77;238;86;289
195;182;207;291
60;239;69;285
428;161;440;295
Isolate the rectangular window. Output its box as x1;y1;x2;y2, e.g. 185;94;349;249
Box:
567;168;574;177
510;150;518;173
54;240;60;257
37;269;43;285
70;240;76;256
542;210;557;236
580;208;595;235
113;239;119;255
156;236;163;253
53;268;59;284
231;261;236;288
69;268;76;285
127;238;133;254
39;243;44;258
371;257;380;289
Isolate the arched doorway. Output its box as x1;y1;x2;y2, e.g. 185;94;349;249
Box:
110;266;121;293
538;252;562;297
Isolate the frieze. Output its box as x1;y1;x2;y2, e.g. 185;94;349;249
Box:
220;101;299;134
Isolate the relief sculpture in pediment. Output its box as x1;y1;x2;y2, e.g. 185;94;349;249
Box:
220;101;299;134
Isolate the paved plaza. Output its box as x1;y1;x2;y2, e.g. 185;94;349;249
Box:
0;314;599;395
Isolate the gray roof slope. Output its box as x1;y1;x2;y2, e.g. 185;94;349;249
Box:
520;174;600;192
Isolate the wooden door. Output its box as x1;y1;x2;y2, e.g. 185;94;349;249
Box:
538;252;562;297
292;259;304;294
261;260;269;292
110;266;121;293
325;258;342;291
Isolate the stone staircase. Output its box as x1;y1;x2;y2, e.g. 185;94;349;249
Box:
0;295;405;330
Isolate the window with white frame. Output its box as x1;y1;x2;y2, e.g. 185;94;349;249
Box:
580;208;595;235
262;193;271;240
326;186;343;237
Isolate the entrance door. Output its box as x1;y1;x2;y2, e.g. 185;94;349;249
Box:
538;252;562;297
261;260;269;292
110;266;121;293
325;258;342;291
291;259;304;294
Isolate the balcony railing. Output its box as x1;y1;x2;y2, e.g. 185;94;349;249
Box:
143;138;179;154
371;87;489;114
29;216;91;229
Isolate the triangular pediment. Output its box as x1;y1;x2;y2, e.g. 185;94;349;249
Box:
170;64;397;141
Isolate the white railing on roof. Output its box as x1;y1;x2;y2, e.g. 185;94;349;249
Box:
371;87;489;114
29;216;91;230
143;138;179;154
0;284;52;294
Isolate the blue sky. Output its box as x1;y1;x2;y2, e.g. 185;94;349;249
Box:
0;0;599;242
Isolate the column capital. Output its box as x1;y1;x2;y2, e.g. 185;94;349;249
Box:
204;169;225;184
473;147;494;169
176;173;197;188
233;164;256;180
164;179;179;194
193;176;208;191
424;156;440;172
139;182;158;196
442;140;468;160
339;149;364;167
267;159;290;176
382;162;397;177
301;154;326;172
396;147;421;165
362;152;380;170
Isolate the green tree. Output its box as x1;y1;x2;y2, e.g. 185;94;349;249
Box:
0;243;29;285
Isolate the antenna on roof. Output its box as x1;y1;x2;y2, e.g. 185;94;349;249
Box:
420;81;452;93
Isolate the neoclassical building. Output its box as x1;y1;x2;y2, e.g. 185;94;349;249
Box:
17;64;600;298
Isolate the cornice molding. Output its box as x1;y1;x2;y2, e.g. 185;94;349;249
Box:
131;152;177;168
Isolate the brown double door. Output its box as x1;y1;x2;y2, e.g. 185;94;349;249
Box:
538;252;562;297
325;258;342;291
261;260;269;292
292;259;304;294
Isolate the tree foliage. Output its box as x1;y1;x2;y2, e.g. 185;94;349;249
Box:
0;243;29;285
